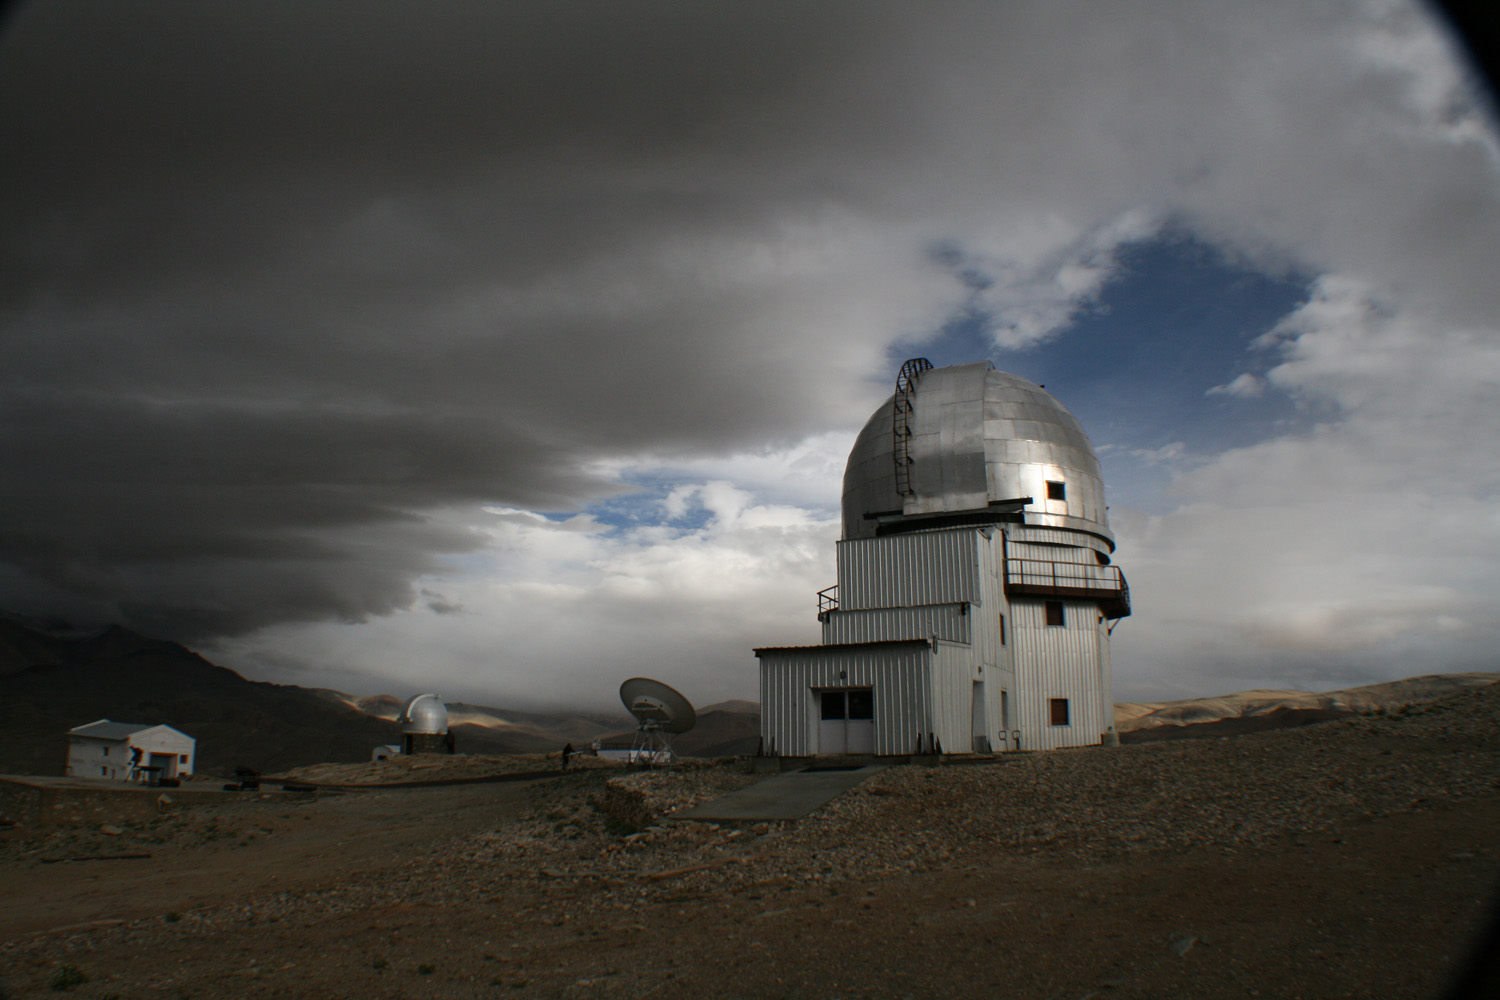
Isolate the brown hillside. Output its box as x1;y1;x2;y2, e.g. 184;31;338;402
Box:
0;619;549;776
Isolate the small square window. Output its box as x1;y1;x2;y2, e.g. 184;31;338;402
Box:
1046;480;1066;501
1045;601;1065;627
1050;698;1070;726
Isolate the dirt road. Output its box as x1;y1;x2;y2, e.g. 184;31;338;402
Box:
0;781;549;943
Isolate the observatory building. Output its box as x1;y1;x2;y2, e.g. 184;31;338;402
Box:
755;359;1130;757
400;693;455;755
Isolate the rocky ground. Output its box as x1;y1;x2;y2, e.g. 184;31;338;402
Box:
3;687;1499;999
276;752;615;786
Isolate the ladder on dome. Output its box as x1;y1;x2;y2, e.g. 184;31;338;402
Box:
892;358;933;497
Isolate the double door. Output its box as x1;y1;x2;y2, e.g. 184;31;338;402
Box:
818;688;874;754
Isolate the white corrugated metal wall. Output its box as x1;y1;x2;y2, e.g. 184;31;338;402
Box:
1004;540;1081;562
929;640;977;753
837;530;981;610
978;530;1014;751
1097;615;1114;734
1005;526;1113;558
757;643;934;756
969;530;1004;666
1011;598;1106;751
982;660;1018;751
762;525;1111;757
1007;523;1115;558
821;604;971;644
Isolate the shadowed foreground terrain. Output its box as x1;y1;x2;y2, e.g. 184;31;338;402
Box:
2;685;1498;999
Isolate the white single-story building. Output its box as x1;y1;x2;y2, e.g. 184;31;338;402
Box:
66;719;196;782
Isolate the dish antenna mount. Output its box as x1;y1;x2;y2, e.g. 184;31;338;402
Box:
619;677;696;766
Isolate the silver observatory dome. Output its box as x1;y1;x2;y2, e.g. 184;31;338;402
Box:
842;360;1112;545
401;693;449;735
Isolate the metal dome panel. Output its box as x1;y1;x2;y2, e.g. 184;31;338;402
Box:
841;362;1112;545
401;693;449;735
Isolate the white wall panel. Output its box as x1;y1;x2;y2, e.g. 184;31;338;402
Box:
821;604;971;644
1005;540;1103;564
1097;615;1115;734
983;662;1018;752
1007;524;1114;558
1011;599;1107;751
929;640;976;753
757;643;933;756
971;531;1008;669
837;529;980;610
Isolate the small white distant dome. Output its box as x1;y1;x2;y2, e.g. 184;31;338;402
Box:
401;693;448;734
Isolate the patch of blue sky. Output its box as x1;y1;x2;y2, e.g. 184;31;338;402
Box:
575;478;716;533
899;233;1315;510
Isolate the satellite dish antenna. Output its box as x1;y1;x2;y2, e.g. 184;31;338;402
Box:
619;677;696;766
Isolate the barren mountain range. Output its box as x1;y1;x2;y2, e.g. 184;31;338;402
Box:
1;612;1494;775
1116;672;1500;741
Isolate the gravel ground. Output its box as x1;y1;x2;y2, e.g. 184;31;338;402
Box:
277;752;618;786
3;685;1497;999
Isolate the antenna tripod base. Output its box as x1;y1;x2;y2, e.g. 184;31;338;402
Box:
630;722;677;767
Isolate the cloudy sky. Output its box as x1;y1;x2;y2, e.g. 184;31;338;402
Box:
2;1;1497;711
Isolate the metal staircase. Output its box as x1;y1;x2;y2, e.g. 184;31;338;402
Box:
892;357;932;497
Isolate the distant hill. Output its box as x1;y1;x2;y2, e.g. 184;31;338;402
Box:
313;689;627;748
9;609;1489;775
0;616;618;776
587;675;1500;752
1115;673;1500;740
698;699;759;715
324;689;760;757
597;707;762;758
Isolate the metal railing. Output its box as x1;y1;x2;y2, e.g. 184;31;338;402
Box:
1004;559;1131;618
1004;558;1125;591
817;584;839;619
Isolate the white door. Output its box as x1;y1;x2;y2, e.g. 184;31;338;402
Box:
847;689;875;752
818;689;847;754
819;689;875;754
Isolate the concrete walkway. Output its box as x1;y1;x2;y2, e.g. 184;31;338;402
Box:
671;764;887;822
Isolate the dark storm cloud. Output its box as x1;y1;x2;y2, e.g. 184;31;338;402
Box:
3;0;1496;662
0;1;927;637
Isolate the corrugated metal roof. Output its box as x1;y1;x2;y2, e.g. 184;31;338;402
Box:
69;719;152;740
754;639;931;656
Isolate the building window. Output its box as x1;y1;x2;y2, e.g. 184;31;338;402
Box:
180;754;189;763
998;613;1006;645
1046;480;1066;501
101;766;108;777
101;746;109;756
823;689;875;720
1045;601;1065;627
1050;698;1070;726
